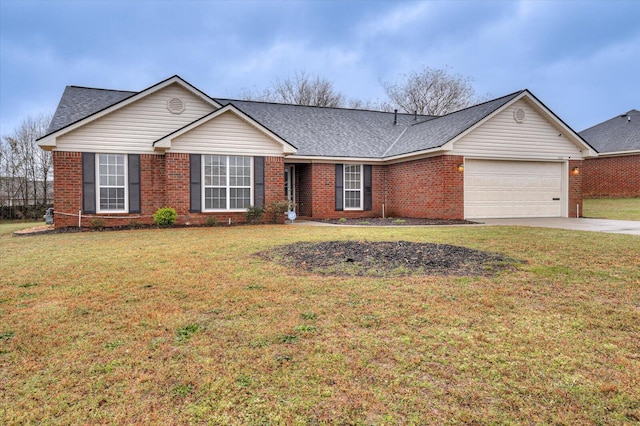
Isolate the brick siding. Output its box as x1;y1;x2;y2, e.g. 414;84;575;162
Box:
385;155;464;219
583;155;640;197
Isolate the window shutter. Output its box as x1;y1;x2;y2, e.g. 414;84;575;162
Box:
128;154;140;213
254;156;265;207
335;164;343;211
82;153;96;214
363;165;372;211
189;154;201;212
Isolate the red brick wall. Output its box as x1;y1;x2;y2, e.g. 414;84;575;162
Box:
568;160;583;218
306;163;384;219
385;155;464;219
140;154;166;218
583;155;640;197
52;151;83;228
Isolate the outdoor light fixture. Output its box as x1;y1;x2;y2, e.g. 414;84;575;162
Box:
457;164;464;172
572;167;580;175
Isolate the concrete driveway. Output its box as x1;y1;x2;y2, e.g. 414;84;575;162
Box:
479;218;640;235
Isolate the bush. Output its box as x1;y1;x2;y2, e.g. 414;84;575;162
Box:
153;207;177;228
89;217;105;230
246;205;264;224
266;201;290;224
128;219;143;229
204;216;218;227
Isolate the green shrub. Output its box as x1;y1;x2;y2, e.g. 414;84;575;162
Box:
153;207;177;228
338;217;347;223
246;205;264;224
204;216;218;227
265;201;290;224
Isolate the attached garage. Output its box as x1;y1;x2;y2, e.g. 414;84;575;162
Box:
464;160;564;219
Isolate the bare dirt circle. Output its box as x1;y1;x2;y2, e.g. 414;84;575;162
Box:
259;240;522;277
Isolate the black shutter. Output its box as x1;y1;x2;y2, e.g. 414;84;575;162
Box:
189;154;201;212
82;152;96;214
363;165;372;211
335;164;343;211
128;154;140;213
254;156;265;207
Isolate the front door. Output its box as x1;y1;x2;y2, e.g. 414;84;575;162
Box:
284;165;295;211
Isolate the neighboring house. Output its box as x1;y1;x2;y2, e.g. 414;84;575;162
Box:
0;177;53;207
37;75;596;228
579;110;640;197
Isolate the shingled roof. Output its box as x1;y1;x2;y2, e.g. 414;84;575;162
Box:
579;109;640;153
47;86;136;134
42;79;530;159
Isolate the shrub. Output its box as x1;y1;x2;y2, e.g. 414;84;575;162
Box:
128;219;143;229
265;201;290;224
338;217;347;223
153;207;177;228
204;216;218;227
89;217;105;230
246;205;264;224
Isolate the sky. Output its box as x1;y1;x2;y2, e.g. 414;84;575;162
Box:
1;0;639;137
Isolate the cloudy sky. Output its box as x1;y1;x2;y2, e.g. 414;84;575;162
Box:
1;0;638;136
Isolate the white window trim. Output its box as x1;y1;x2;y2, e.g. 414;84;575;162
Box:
344;164;363;211
96;153;128;213
202;155;253;212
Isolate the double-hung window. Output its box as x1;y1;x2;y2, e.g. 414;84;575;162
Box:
203;155;252;210
97;154;127;212
344;164;363;210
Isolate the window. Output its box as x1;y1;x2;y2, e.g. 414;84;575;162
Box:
97;154;127;212
203;155;252;210
344;164;362;210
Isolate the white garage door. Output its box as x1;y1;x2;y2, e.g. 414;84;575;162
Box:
464;160;563;219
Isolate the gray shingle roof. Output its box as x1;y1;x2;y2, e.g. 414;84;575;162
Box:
43;80;527;159
46;86;136;134
579;109;640;153
215;99;435;158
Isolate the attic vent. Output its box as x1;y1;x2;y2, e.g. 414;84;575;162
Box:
513;107;526;123
167;97;185;114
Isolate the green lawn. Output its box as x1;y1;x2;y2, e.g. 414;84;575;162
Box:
1;224;639;424
583;197;640;221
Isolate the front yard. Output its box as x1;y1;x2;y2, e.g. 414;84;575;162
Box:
1;223;638;424
583;197;640;221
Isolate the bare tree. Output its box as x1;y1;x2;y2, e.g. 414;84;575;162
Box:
241;71;345;107
381;67;481;115
0;113;52;219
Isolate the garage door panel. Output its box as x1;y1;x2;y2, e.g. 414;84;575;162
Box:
465;160;563;219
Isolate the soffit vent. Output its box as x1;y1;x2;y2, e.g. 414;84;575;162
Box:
513;107;526;123
167;97;185;114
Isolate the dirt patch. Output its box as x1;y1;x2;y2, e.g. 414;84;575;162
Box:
316;217;477;226
259;240;523;277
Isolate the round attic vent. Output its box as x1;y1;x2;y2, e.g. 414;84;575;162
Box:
513;107;526;123
167;97;185;114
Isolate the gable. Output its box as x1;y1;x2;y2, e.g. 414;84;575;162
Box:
168;110;292;156
451;98;587;160
53;83;216;153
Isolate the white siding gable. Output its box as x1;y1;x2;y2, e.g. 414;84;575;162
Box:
168;111;288;156
55;83;216;153
451;99;585;160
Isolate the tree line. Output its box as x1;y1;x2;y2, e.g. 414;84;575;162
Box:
0;67;480;221
0;114;53;220
239;66;483;115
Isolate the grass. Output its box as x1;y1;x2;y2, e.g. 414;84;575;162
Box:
583;197;640;221
1;223;639;424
